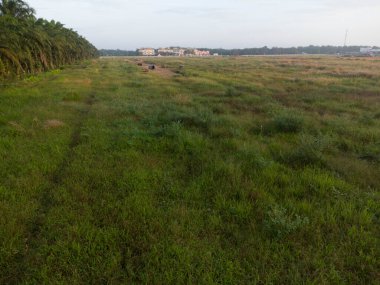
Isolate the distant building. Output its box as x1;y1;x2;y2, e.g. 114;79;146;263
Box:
138;47;212;57
360;47;380;55
157;48;172;56
157;47;185;56
194;49;210;56
138;48;156;56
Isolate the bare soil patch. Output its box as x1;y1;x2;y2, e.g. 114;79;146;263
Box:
44;120;65;129
127;59;176;78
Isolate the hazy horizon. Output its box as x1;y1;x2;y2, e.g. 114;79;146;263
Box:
28;0;380;49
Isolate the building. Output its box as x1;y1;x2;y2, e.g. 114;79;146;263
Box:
138;48;156;56
138;47;212;57
360;47;380;55
157;47;185;56
193;49;210;56
157;48;172;56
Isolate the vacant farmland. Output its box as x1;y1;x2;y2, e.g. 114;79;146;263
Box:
0;56;379;284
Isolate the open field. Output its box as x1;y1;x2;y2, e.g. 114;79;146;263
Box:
0;56;379;284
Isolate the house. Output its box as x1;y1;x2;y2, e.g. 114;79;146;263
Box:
193;49;210;56
157;47;185;56
138;48;156;56
174;48;186;56
157;48;174;56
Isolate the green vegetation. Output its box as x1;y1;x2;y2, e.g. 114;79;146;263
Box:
0;56;379;284
0;0;97;79
99;45;380;57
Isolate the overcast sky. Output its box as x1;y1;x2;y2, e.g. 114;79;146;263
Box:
28;0;380;49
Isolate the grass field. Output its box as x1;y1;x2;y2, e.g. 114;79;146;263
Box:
0;56;379;284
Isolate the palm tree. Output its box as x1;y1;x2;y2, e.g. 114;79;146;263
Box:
0;0;98;79
0;0;35;19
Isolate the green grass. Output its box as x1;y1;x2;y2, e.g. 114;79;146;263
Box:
0;56;379;284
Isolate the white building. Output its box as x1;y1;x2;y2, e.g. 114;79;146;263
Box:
138;48;156;56
360;47;380;55
157;48;185;56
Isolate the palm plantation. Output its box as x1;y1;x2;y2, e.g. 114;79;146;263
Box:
0;0;97;78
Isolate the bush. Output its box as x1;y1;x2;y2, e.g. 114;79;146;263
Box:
143;105;214;133
238;147;270;176
225;87;239;97
283;134;329;167
264;112;305;134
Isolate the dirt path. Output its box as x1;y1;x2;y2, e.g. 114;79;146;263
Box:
150;64;176;78
126;58;176;78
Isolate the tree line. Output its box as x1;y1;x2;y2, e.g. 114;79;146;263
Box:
99;45;377;57
99;49;138;57
202;46;375;56
0;0;98;78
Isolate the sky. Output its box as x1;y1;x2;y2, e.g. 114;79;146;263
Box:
27;0;380;49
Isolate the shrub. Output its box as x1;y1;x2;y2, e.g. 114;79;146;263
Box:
225;87;239;97
336;138;355;153
283;134;329;167
264;112;305;134
145;106;214;133
238;147;270;176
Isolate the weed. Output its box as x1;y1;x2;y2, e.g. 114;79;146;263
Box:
264;205;309;239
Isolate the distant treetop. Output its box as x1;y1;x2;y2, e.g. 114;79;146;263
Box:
0;0;35;19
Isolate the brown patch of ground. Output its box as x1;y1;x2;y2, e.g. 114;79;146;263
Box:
152;65;176;78
44;120;65;129
127;59;176;78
